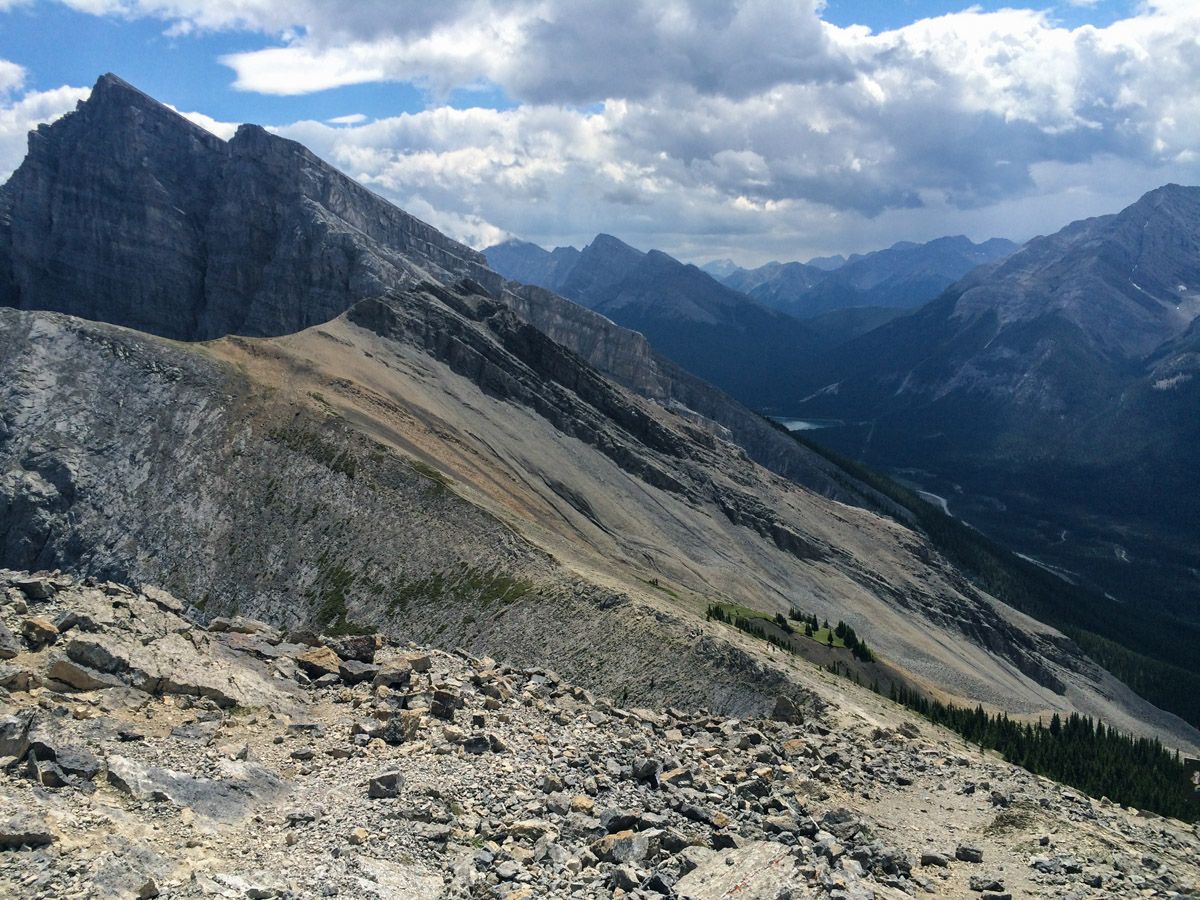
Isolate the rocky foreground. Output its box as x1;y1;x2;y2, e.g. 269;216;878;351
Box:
0;571;1196;899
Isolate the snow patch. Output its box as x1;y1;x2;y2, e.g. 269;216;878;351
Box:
1153;373;1192;390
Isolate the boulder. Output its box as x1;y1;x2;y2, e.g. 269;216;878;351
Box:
0;664;36;691
295;646;341;679
956;844;984;864
0;710;34;759
13;577;54;601
141;585;185;614
0;813;55;849
368;772;405;799
371;661;412;689
327;634;381;663
338;659;379;686
921;850;951;867
591;829;660;864
21;616;59;648
772;694;804;724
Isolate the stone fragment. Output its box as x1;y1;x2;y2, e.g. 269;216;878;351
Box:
430;689;458;721
21;616;58;648
956;844;984;863
970;875;1005;892
295;646;341;679
921;850;950;867
368;771;405;799
382;710;424;745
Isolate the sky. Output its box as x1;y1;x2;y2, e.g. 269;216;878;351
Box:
0;1;1196;266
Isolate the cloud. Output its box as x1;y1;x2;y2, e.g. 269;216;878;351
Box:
166;104;238;139
8;2;1200;263
326;113;367;125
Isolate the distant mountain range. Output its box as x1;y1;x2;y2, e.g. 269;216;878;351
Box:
484;234;823;404
484;232;1018;408
795;184;1200;622
704;235;1018;318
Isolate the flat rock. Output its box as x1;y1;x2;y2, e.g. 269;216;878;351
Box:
0;813;55;849
107;755;287;823
674;841;797;899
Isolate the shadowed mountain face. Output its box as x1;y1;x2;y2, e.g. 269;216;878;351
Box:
796;185;1200;622
485;234;821;406
0;75;497;341
2;74;1194;751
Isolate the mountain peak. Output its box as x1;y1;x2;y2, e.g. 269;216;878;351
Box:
587;232;642;255
0;73;493;341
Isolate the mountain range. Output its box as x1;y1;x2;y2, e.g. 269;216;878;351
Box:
705;235;1018;318
484;233;1018;408
793;184;1200;627
2;73;1194;759
485;234;822;405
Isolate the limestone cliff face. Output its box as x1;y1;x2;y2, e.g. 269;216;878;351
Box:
0;74;496;341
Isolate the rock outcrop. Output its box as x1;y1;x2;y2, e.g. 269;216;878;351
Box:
0;74;495;342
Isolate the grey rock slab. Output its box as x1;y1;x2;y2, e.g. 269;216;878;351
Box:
64;630;289;708
0;813;55;848
0;622;19;659
673;841;798;899
106;755;287;824
46;654;124;691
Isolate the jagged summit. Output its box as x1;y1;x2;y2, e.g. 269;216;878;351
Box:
0;72;494;341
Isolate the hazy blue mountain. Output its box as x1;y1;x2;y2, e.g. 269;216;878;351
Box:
486;234;820;405
480;238;580;293
712;235;1018;318
699;258;744;279
806;254;847;271
795;185;1200;621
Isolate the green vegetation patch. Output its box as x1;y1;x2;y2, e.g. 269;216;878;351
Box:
388;567;534;615
887;682;1198;823
704;601;875;661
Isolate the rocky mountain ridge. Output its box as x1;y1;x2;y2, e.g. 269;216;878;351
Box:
0;73;890;515
1;570;1196;899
